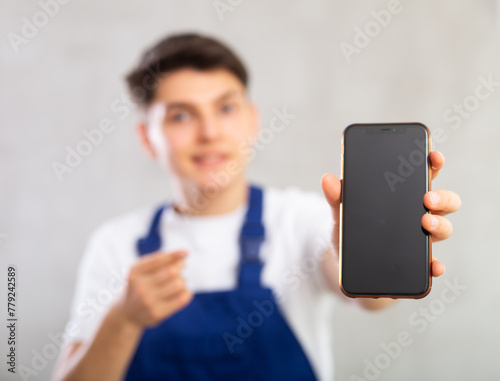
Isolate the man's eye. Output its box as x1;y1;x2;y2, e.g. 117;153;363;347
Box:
221;104;236;114
170;112;190;122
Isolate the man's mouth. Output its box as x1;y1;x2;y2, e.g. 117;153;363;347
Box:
192;152;228;168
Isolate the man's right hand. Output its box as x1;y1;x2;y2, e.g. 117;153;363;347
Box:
115;250;193;328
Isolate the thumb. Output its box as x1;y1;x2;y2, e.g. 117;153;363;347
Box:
321;173;341;224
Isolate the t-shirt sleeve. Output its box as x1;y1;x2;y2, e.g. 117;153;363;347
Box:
63;223;128;345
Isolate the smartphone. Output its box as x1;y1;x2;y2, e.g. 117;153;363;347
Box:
340;123;432;298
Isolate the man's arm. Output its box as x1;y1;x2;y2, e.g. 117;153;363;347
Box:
320;150;461;310
53;304;143;381
53;250;193;381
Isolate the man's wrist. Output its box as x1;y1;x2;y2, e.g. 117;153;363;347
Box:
108;303;144;336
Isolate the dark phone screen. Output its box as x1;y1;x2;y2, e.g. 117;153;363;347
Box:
341;124;430;296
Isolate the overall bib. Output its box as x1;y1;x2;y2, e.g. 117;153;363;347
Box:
125;185;317;380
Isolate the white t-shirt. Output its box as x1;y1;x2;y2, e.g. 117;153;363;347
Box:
64;186;337;381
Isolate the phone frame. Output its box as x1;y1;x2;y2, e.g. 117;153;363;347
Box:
339;122;433;299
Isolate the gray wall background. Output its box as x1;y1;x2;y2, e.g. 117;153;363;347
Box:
1;0;499;380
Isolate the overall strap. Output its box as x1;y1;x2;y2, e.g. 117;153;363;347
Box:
137;204;168;256
238;185;266;288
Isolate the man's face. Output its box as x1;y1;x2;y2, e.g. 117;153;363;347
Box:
144;68;258;191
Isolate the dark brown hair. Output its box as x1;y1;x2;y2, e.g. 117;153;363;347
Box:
125;33;249;107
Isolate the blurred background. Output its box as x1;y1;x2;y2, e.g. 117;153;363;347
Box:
1;0;499;380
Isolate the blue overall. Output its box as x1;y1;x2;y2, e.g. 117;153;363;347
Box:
125;185;317;381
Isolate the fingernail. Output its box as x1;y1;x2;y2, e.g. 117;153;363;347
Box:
429;215;438;228
428;191;439;206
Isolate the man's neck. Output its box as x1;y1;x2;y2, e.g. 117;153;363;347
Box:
173;177;249;216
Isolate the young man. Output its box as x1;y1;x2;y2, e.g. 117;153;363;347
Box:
53;33;461;381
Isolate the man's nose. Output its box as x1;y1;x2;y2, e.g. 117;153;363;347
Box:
198;115;222;141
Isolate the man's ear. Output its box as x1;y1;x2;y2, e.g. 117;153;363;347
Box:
136;122;156;158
